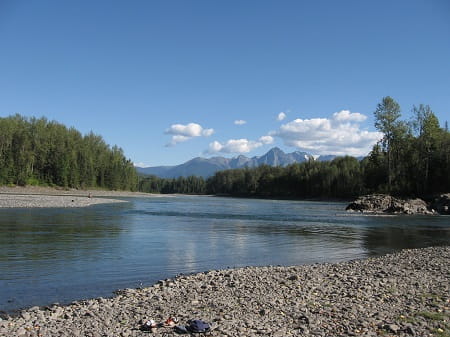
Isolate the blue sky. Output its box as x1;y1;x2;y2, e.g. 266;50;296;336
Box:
1;0;449;166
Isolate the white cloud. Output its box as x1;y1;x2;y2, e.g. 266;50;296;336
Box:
170;135;190;144
332;110;366;123
208;141;224;153
234;120;247;125
259;135;274;144
165;122;214;146
207;138;265;154
202;128;214;137
277;112;287;121
272;110;382;156
133;162;150;168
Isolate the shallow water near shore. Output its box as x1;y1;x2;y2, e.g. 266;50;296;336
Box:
0;195;449;313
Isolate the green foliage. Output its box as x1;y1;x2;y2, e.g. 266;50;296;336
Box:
205;99;449;199
205;157;364;199
368;101;450;196
138;175;206;194
373;96;402;192
26;177;41;186
0;114;138;190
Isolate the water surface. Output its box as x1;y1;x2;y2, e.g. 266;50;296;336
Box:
0;195;449;313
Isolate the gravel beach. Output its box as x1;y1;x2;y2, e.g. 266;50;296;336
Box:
1;246;448;337
0;186;156;208
0;194;127;208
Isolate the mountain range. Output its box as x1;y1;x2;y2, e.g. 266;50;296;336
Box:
135;147;351;178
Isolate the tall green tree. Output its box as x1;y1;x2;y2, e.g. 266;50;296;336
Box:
373;96;401;192
0;114;138;190
411;104;441;194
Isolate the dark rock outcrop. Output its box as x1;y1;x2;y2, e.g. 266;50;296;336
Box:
429;193;450;215
346;194;393;213
387;197;431;214
346;194;434;215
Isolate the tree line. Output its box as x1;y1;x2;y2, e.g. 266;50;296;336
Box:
2;97;449;199
138;175;206;194
0;114;138;190
137;156;383;199
138;97;450;199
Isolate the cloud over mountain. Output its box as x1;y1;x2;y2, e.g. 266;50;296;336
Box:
165;110;380;158
165;123;214;146
208;139;261;154
207;135;274;154
272;110;382;156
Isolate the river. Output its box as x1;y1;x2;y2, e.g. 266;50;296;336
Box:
0;195;449;313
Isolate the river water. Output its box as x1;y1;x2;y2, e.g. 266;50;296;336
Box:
0;195;449;313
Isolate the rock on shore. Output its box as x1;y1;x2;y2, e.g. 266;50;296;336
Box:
346;194;434;215
1;246;449;337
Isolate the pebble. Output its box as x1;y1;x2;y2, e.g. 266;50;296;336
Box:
2;246;449;337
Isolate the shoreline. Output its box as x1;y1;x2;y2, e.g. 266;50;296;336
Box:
1;246;448;336
0;186;160;208
0;185;155;197
0;194;127;208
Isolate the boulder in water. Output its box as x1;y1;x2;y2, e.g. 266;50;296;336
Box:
346;194;434;215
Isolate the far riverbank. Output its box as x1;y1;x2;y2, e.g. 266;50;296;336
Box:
0;186;160;208
0;186;154;198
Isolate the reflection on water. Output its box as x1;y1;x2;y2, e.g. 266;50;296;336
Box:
0;196;449;313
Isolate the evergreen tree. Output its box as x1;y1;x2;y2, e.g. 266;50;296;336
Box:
373;96;401;192
411;105;441;194
0;115;138;190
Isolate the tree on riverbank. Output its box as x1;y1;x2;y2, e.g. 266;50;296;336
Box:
205;99;450;199
373;96;403;193
138;175;206;194
0;115;138;190
205;156;364;198
365;101;450;196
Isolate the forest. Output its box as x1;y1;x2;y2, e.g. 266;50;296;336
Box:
1;97;449;199
139;97;450;199
0;114;138;190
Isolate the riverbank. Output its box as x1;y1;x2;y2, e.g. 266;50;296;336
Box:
0;186;155;197
0;186;157;208
1;246;448;337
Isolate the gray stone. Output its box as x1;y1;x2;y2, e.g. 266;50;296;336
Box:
16;327;27;336
346;194;434;214
388;324;400;333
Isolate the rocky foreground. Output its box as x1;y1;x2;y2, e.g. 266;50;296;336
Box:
1;247;449;337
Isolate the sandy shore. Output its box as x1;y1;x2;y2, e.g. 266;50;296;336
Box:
0;186;157;208
1;246;448;337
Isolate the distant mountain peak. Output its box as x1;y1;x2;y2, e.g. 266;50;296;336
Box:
136;147;344;178
268;147;282;152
